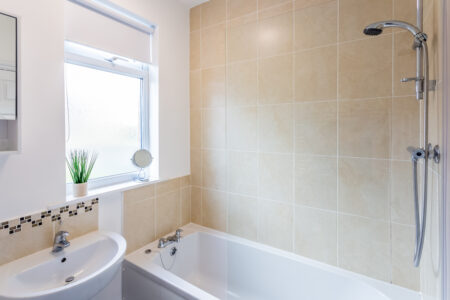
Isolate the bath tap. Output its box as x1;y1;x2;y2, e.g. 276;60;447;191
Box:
52;231;70;253
158;229;183;248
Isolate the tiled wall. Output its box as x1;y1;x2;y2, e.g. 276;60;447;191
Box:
122;176;191;253
189;0;443;291
0;198;99;265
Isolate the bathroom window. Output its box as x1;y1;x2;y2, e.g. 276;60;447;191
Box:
65;42;150;187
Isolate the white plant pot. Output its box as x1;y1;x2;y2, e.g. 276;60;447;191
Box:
73;182;88;197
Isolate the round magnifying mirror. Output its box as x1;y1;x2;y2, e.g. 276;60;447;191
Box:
132;149;153;181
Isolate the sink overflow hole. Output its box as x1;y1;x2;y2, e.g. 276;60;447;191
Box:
61;257;67;263
65;276;75;283
145;249;152;254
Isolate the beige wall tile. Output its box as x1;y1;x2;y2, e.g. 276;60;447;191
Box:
258;104;294;153
391;161;415;225
191;186;202;224
339;98;391;159
202;24;226;68
227;14;258;62
258;54;293;104
258;10;293;58
123;197;155;254
228;0;257;19
259;0;291;10
228;151;258;196
180;175;191;188
202;66;226;108
0;222;53;266
202;108;226;149
190;149;202;186
338;214;391;281
190;31;201;70
190;70;202;108
392;96;420;160
228;194;258;240
294;0;336;10
227;61;257;107
393;0;417;26
202;189;227;231
156;178;180;196
294;206;337;265
295;101;337;155
190;6;201;32
339;0;393;42
294;1;337;50
295;156;337;210
295;45;337;102
339;36;392;100
59;207;98;239
181;187;191;226
191;109;202;149
258;153;293;202
202;0;226;27
259;1;293;19
202;149;227;190
123;184;155;202
392;223;420;290
394;32;417;96
156;190;181;237
339;158;390;220
227;106;258;151
258;200;293;251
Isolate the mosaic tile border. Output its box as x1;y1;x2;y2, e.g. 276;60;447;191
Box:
0;198;99;235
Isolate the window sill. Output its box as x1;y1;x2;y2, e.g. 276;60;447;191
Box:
48;177;162;209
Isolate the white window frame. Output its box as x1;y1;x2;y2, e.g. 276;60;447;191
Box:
64;49;151;191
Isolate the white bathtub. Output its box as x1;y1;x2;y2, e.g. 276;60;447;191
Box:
123;224;422;300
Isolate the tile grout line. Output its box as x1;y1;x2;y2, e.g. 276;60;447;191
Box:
336;0;340;268
225;0;229;234
292;0;296;254
193;32;397;75
199;3;204;227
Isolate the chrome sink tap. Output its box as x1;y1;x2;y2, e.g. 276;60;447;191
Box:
158;229;183;248
52;231;70;253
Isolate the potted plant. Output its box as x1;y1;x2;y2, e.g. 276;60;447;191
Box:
66;149;98;197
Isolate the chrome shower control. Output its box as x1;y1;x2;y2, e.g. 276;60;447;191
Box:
428;144;440;164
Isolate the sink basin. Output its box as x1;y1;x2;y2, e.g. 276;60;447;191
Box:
0;231;126;300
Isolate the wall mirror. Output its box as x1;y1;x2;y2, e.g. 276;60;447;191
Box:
0;12;17;120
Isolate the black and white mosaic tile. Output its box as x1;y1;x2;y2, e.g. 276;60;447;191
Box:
0;198;99;235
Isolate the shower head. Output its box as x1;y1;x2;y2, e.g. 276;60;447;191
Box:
363;27;383;36
363;20;427;41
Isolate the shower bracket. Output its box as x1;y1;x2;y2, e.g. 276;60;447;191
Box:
428;143;440;164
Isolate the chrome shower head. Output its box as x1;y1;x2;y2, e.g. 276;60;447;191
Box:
363;20;426;41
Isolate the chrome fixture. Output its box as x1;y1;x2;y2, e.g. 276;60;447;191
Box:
158;229;183;248
363;0;439;267
52;231;70;253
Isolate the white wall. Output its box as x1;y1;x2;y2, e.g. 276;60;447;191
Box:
0;0;191;221
109;0;191;180
0;0;66;221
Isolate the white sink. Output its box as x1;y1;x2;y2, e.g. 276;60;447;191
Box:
0;231;126;300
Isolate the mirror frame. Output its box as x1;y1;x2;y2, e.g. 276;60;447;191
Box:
0;11;18;120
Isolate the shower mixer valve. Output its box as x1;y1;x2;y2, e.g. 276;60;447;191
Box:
400;76;436;93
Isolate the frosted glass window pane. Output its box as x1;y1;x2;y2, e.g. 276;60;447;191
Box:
65;63;141;180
